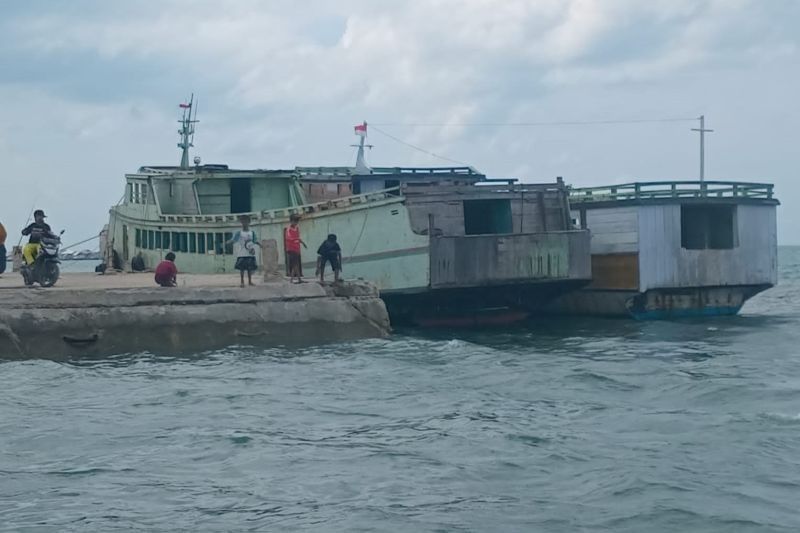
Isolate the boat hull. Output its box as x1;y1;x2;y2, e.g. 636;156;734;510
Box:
384;278;588;326
548;284;772;319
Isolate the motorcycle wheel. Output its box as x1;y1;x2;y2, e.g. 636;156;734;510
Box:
40;263;60;287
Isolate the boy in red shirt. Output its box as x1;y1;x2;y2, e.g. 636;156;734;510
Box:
154;252;178;287
284;214;306;283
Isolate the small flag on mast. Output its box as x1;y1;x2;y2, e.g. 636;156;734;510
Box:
354;123;367;137
179;103;191;109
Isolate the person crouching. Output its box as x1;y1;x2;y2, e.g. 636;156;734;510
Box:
316;234;342;283
154;252;178;287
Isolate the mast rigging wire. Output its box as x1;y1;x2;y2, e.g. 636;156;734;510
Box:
369;125;469;166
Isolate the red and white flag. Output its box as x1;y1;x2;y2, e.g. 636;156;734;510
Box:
354;123;367;137
179;103;191;109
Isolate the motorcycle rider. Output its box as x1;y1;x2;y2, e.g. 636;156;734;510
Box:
21;209;56;267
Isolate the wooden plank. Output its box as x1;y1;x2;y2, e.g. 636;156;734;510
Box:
588;253;639;290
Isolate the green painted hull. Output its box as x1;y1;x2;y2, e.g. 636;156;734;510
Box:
108;194;431;292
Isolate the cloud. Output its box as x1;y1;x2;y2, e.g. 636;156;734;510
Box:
0;0;798;242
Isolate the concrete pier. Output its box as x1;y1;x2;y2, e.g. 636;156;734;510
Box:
0;273;390;359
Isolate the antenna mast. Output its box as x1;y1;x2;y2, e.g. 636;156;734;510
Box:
178;94;199;169
352;121;373;174
691;114;713;182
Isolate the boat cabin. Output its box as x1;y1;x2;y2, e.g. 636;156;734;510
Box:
123;165;306;216
558;180;779;317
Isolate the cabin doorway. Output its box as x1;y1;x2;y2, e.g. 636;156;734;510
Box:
230;178;252;213
122;225;129;262
463;199;513;235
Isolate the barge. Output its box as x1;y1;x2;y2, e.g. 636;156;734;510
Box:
549;180;779;319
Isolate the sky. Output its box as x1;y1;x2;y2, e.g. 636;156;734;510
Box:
0;0;798;247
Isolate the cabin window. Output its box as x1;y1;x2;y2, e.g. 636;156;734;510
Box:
147;230;154;250
128;183;134;204
189;232;197;253
135;228;142;248
207;233;215;253
155;231;162;249
141;184;148;204
162;232;170;250
198;233;206;254
385;179;401;196
463;199;513;235
215;233;225;254
681;205;737;250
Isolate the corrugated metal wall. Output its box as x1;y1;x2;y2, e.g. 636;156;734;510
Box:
637;204;777;290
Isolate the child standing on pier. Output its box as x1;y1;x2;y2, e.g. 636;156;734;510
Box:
284;214;306;284
228;215;259;288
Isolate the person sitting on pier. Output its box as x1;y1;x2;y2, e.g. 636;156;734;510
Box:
154;252;178;287
131;252;146;272
21;209;56;266
316;234;342;284
284;213;306;284
228;215;259;288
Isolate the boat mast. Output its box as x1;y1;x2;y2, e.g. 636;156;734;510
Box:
178;94;199;169
352;121;373;174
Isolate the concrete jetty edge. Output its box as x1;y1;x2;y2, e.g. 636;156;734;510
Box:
0;274;390;359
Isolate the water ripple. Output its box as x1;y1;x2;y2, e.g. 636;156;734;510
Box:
1;247;800;531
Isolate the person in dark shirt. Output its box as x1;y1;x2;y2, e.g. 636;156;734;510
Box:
154;252;178;287
316;234;342;283
131;252;146;272
20;209;54;266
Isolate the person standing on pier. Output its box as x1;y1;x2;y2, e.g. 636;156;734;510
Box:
228;215;259;288
284;213;306;284
0;221;7;275
154;252;178;287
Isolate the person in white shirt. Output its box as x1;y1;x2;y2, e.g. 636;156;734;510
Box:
227;215;259;288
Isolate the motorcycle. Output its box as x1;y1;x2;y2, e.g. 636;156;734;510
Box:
21;230;63;287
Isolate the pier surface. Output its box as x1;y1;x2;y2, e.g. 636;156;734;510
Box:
0;273;390;359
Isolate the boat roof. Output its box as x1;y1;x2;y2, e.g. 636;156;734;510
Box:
127;165;297;179
295;165;486;181
127;164;493;182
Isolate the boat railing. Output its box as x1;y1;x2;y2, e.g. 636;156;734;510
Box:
295;165;482;178
568;181;775;203
404;182;567;196
156;187;403;225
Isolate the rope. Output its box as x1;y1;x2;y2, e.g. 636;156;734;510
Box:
348;207;369;264
62;234;100;251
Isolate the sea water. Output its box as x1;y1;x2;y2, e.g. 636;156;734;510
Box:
1;249;799;532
